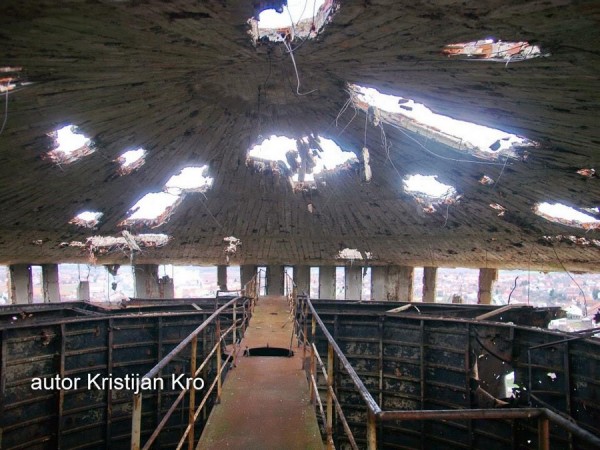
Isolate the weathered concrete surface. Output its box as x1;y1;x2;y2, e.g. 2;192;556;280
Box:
197;296;323;450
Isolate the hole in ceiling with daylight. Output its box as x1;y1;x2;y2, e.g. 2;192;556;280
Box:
249;0;337;43
404;174;459;213
120;165;213;228
116;148;146;175
69;211;103;229
47;125;94;165
442;39;545;62
350;84;537;161
535;202;600;230
247;134;357;184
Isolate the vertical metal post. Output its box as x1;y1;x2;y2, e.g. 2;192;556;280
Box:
302;299;309;368
131;392;142;450
216;318;222;402
538;416;550;450
233;299;237;345
367;409;377;450
57;323;66;449
106;319;114;447
326;343;334;449
188;335;197;450
202;321;208;421
311;313;317;394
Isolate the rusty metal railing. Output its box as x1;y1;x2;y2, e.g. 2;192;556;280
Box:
295;294;600;450
130;275;259;450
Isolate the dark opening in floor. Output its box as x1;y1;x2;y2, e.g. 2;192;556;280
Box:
245;346;294;357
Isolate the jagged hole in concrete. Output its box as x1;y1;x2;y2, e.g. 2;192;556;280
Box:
47;125;94;164
69;211;103;228
404;174;459;213
249;0;336;43
350;84;537;161
121;165;213;227
535;202;600;230
247;134;357;187
442;39;545;62
116;148;146;176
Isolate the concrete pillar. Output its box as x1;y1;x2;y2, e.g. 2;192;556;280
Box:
345;266;362;300
478;268;498;305
77;281;90;301
293;265;311;296
134;264;159;298
267;265;284;296
9;264;33;304
372;266;413;301
422;267;437;303
318;266;336;299
240;265;256;289
217;265;228;291
158;275;175;298
42;264;61;303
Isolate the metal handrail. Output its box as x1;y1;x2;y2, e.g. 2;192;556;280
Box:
131;274;260;450
296;294;600;450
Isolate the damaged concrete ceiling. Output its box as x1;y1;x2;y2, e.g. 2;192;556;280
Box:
0;0;599;270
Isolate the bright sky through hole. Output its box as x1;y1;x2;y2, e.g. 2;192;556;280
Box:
75;211;102;222
404;174;456;199
54;125;91;154
536;202;600;225
258;0;326;29
248;136;297;168
120;149;145;168
128;192;180;220
354;85;532;154
165;166;213;194
248;134;356;182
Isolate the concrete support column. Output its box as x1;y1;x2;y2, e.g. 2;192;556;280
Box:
372;266;414;301
422;267;437;303
293;265;311;296
478;268;498;305
345;266;362;300
42;264;61;303
217;265;228;291
134;264;159;298
267;265;284;296
158;276;175;298
240;265;257;290
9;264;33;304
77;281;90;301
318;266;336;299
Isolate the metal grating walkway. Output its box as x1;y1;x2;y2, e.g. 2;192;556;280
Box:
197;296;324;450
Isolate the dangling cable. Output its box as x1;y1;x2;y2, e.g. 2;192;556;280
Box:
0;87;9;136
283;40;317;96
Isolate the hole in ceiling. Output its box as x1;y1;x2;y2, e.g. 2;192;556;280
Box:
0;66;30;93
577;168;596;178
404;174;459;213
47;124;94;164
69;211;103;228
247;134;357;185
535;202;600;230
120;192;182;228
165;165;213;195
336;248;373;260
120;165;213;228
350;84;537;161
116;148;146;175
249;0;337;43
442;39;546;62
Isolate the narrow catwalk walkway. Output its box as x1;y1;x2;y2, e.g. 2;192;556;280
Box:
197;296;324;450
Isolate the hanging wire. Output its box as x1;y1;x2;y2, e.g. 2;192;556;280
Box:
0;87;9;136
551;244;588;316
282;39;317;96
